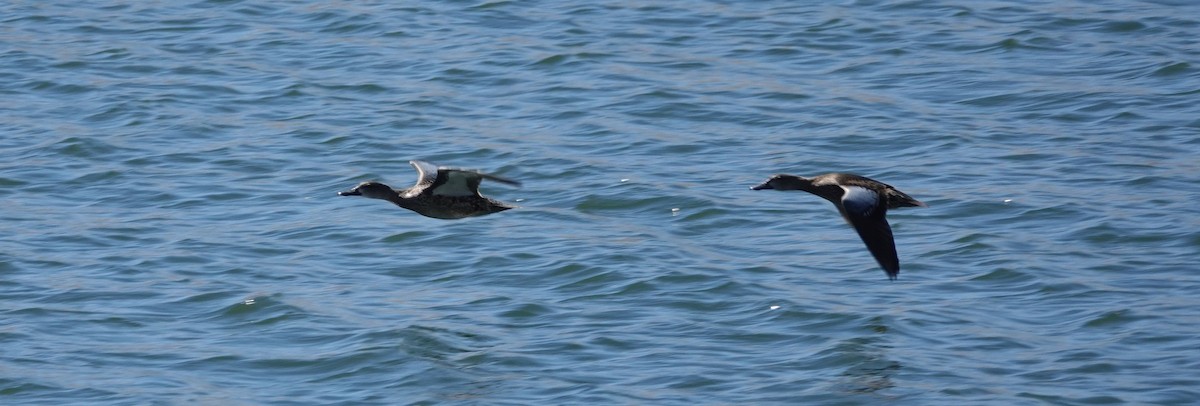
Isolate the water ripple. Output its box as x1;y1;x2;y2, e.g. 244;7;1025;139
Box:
3;0;1200;404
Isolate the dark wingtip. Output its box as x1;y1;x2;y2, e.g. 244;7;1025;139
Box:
750;181;773;190
338;190;360;196
480;172;521;187
882;262;900;281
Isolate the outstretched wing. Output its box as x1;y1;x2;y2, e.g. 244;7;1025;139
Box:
430;169;485;197
408;160;520;197
403;160;443;198
839;186;900;280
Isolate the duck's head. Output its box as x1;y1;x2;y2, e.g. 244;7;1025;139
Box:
339;181;396;200
750;174;808;191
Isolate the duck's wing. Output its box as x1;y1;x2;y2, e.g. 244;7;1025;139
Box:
407;161;520;198
432;169;486;197
403;160;443;198
839;186;901;280
837;174;926;210
463;168;520;188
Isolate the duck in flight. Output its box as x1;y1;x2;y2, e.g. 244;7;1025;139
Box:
339;160;520;219
751;173;925;280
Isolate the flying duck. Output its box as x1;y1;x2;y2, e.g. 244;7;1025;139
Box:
751;173;925;280
339;160;520;219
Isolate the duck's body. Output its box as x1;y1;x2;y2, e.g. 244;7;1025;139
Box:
340;160;519;219
751;173;925;280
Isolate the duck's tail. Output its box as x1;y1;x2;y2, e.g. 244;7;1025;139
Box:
885;188;926;209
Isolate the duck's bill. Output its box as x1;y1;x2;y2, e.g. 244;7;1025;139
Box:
338;190;361;196
750;181;774;190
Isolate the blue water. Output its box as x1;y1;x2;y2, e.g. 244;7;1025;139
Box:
3;1;1199;404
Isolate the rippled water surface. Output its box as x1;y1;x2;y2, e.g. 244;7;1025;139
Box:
3;1;1199;404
